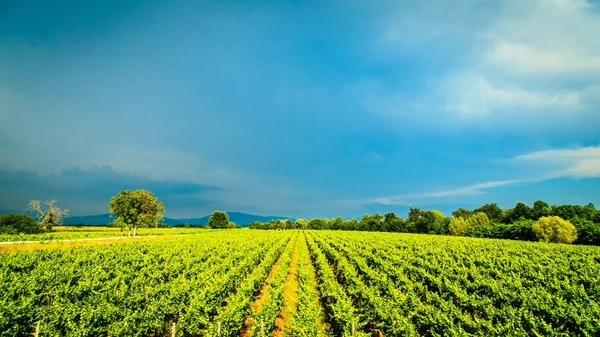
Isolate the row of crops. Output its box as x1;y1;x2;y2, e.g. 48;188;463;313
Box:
1;231;294;336
2;230;600;336
308;231;600;336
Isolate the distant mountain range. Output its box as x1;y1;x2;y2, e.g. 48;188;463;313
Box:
62;212;293;226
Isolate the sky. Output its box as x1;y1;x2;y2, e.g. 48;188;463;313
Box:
1;0;599;218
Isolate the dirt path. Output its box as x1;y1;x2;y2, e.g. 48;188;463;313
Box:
273;239;300;337
0;235;162;253
303;235;330;336
241;238;293;337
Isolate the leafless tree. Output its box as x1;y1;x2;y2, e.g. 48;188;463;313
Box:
28;200;69;231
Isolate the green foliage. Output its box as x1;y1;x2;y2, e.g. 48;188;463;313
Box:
292;234;330;336
0;213;41;234
108;190;165;229
208;210;229;229
342;218;359;231
359;213;383;231
468;212;491;228
330;216;344;230
463;219;536;241
383;212;405;232
448;217;469;236
571;217;600;246
248;221;262;229
511;202;532;222
246;201;599;246
449;212;490;236
407;208;448;234
227;221;241;229
0;231;290;336
452;208;473;219
533;216;577;243
1;231;599;336
311;231;600;336
308;218;328;230
531;200;551;219
473;203;503;222
294;219;309;229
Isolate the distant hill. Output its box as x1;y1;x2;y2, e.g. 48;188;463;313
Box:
64;214;114;225
63;212;292;226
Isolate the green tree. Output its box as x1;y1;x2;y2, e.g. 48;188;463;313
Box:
294;219;309;229
308;218;328;230
512;202;532;221
383;212;405;232
449;217;469;235
109;190;165;236
342;218;359;231
248;221;263;229
359;213;384;231
427;210;449;234
410;209;447;234
449;212;490;236
452;208;473;219
469;212;491;228
550;203;598;222
330;216;344;230
532;200;550;220
532;216;577;244
208;210;229;229
473;203;503;222
407;207;422;223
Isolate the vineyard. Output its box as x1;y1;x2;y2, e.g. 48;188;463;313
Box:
1;230;599;336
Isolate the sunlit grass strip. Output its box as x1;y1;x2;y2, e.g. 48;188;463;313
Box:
273;234;301;337
291;232;330;337
241;233;298;337
215;233;294;336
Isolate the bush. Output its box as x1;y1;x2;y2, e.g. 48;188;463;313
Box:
532;216;577;244
449;217;469;235
570;217;600;246
449;212;491;236
469;212;491;228
0;213;41;234
464;219;536;241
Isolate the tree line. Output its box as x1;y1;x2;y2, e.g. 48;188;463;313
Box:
1;190;240;235
2;190;599;246
249;201;600;245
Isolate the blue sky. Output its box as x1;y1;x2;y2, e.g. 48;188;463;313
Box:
1;0;599;218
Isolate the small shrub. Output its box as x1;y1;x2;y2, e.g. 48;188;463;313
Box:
449;217;469;235
532;216;577;244
0;213;41;234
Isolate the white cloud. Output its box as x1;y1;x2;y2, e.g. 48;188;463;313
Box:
441;74;599;115
371;145;600;205
513;146;600;178
483;0;600;76
446;0;600;116
372;0;600;122
485;40;600;76
373;180;522;205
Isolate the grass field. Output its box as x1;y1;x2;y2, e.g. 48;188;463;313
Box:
0;226;205;243
1;230;599;336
